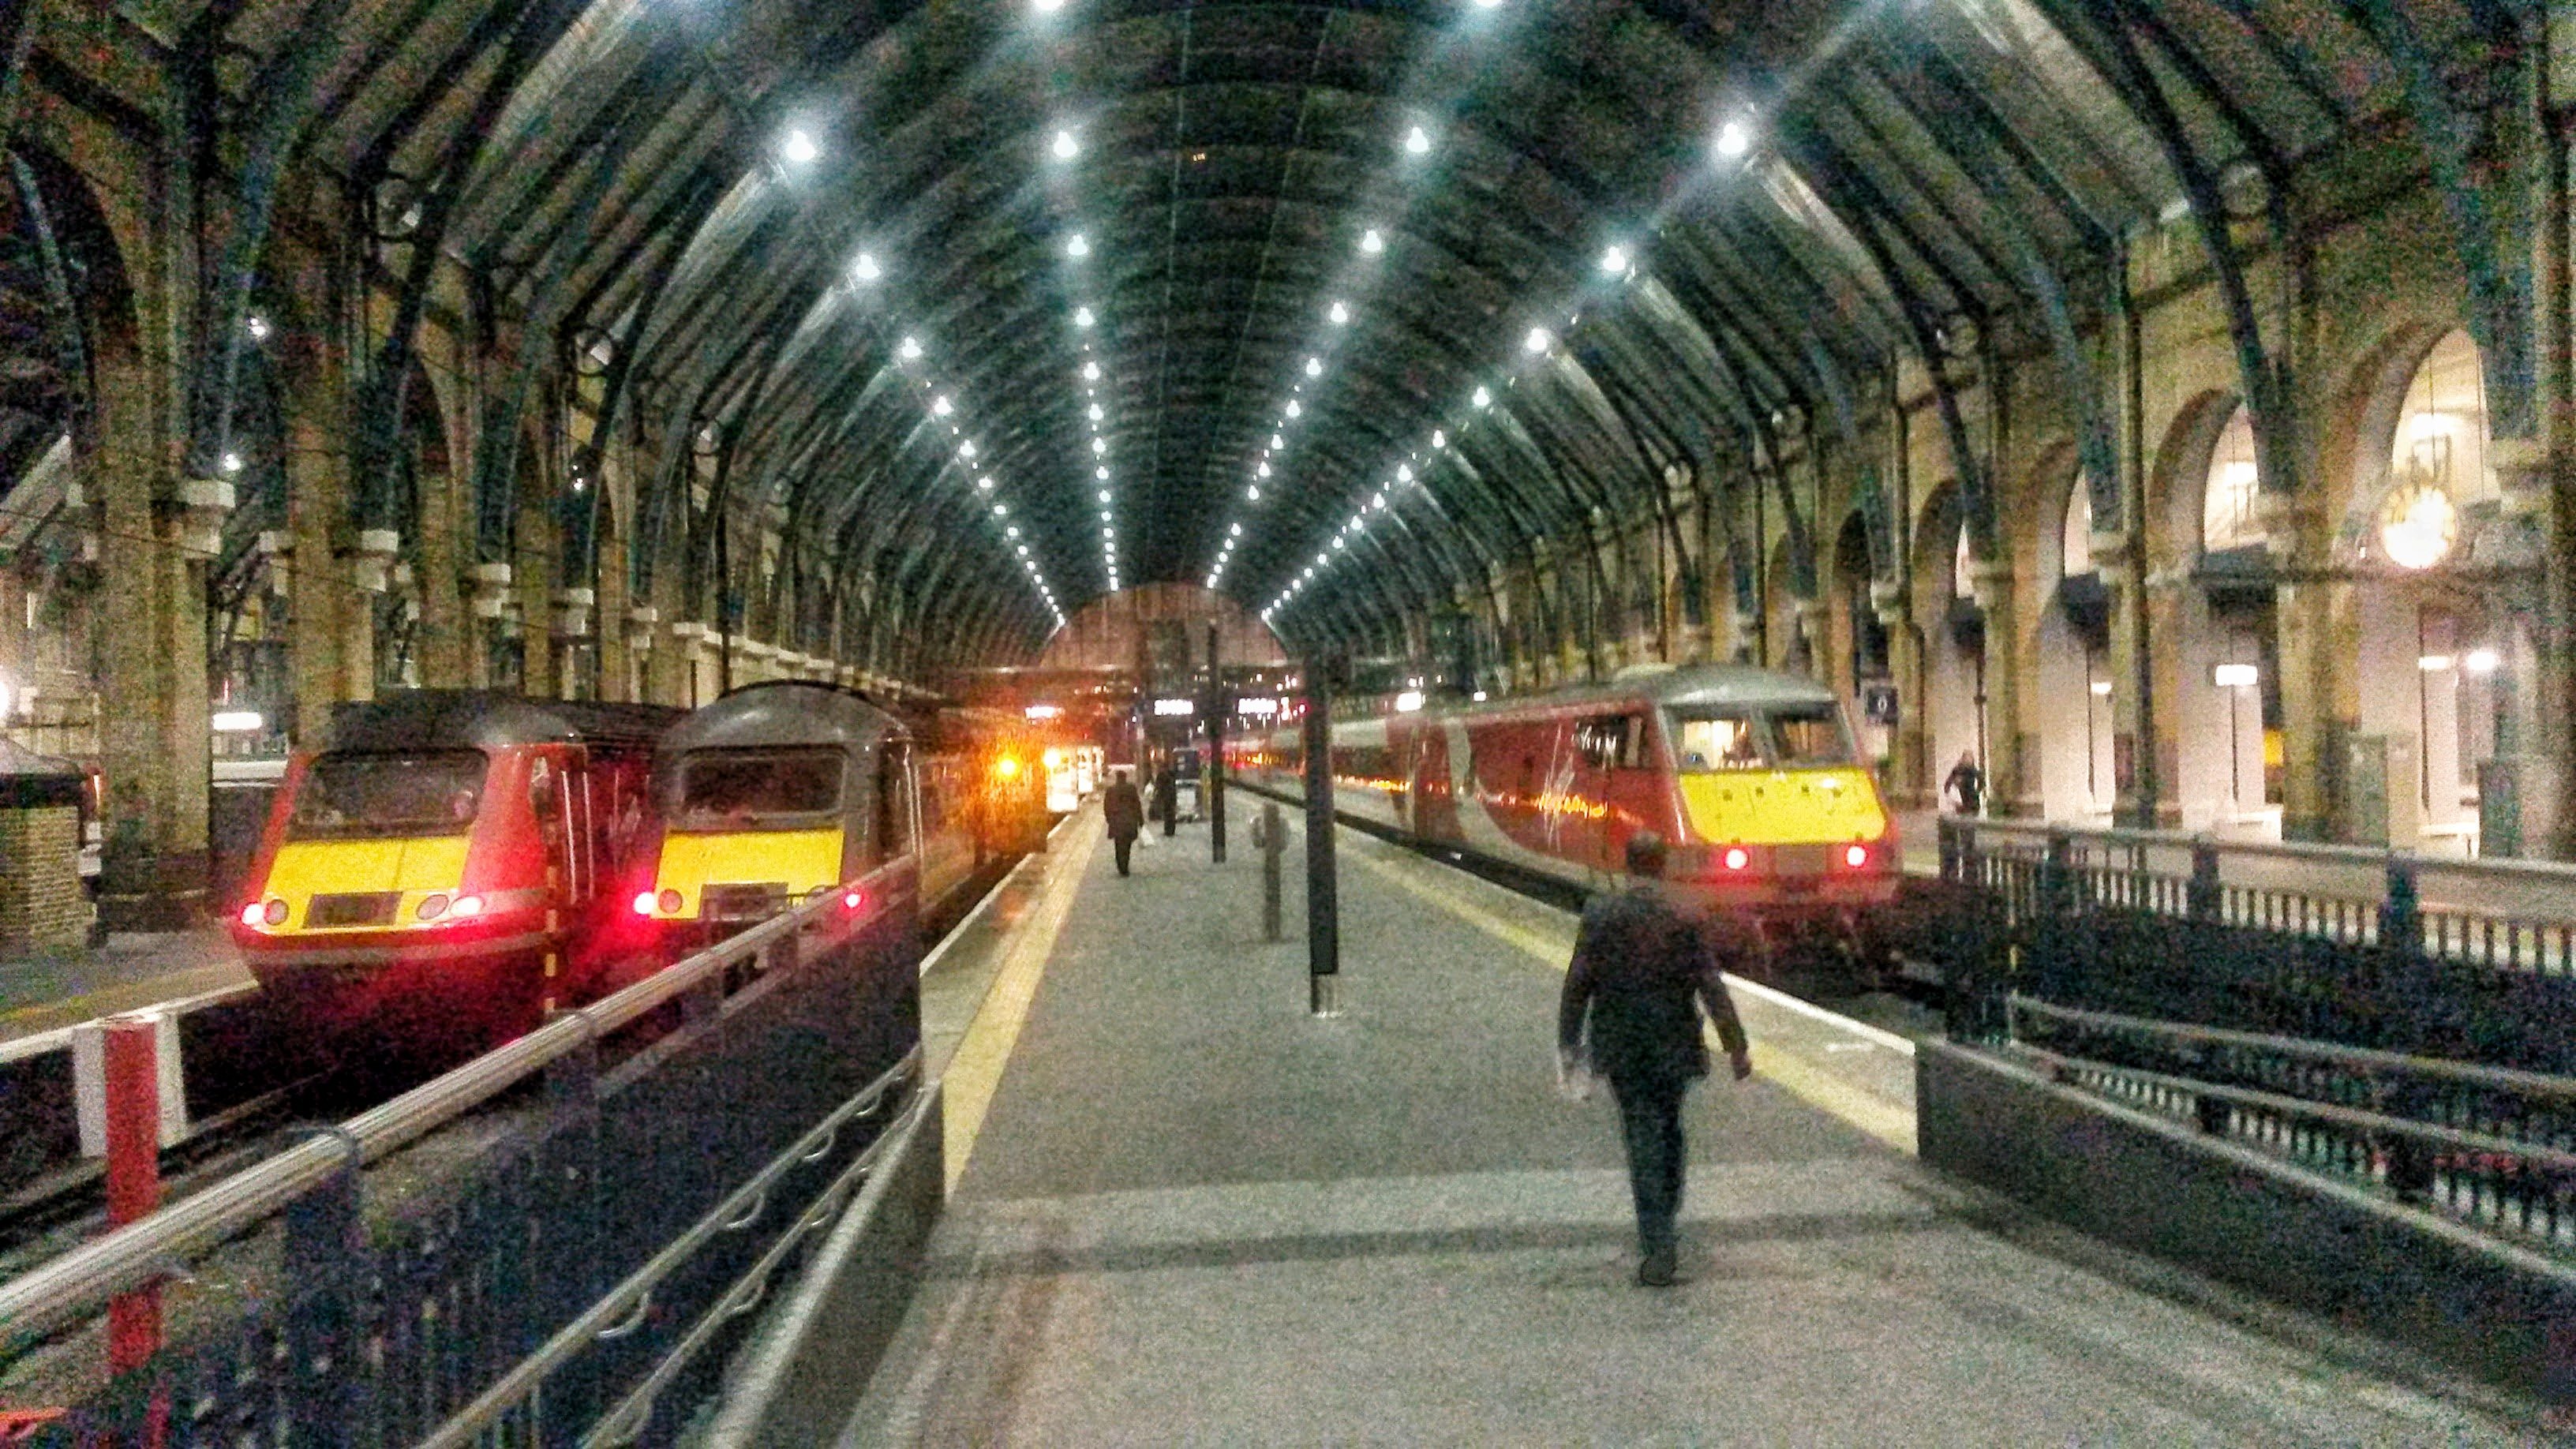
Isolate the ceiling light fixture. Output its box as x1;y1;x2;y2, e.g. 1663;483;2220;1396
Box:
1523;326;1552;354
1075;306;1095;328
1328;301;1350;326
1052;128;1080;160
899;335;923;361
1065;233;1090;259
1599;244;1631;275
1716;118;1752;159
1472;386;1492;408
1403;125;1431;155
1304;357;1322;378
852;252;882;282
1360;228;1384;254
781;129;820;166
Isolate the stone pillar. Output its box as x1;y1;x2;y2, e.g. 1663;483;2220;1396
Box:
1970;562;2031;817
469;563;514;691
344;528;400;703
2098;533;2156;830
0;781;88;952
1874;578;1926;805
623;606;658;705
553;587;594;700
1795;598;1830;684
2494;440;2568;856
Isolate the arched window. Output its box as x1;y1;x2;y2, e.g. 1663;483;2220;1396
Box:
2202;405;2261;553
2375;331;2494;571
2061;475;2093;577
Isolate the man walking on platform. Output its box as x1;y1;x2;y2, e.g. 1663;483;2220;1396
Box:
1558;831;1752;1286
1104;769;1145;877
1153;759;1178;837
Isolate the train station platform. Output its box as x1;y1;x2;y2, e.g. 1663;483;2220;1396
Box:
824;802;2529;1445
0;927;245;1045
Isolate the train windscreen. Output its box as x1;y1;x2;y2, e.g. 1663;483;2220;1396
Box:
676;747;843;827
1668;705;1854;770
290;751;485;839
1668;710;1765;770
1765;702;1855;767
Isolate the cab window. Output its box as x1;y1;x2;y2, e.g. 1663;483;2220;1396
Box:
1667;711;1765;771
290;751;485;839
676;747;844;828
1765;705;1855;767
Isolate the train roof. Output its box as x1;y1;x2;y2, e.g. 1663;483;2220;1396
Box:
326;691;683;753
1443;663;1836;717
660;680;908;756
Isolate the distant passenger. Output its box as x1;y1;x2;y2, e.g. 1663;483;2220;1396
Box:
1103;769;1145;877
1557;831;1752;1288
1945;752;1985;817
1154;761;1178;837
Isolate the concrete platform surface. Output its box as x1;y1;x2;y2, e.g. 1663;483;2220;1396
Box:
840;805;2531;1447
0;927;248;1043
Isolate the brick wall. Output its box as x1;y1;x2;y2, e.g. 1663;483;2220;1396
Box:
0;804;89;952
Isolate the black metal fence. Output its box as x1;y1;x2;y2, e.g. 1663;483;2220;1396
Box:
2;878;923;1447
1928;818;2576;1260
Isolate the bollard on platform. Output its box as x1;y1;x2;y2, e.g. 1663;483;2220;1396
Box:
101;1015;166;1373
1260;802;1284;942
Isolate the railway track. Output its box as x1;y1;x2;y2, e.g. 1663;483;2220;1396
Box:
0;848;1021;1311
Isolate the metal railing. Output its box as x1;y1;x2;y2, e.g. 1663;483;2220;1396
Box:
2006;997;2576;1256
2;865;923;1446
1925;816;2576;1260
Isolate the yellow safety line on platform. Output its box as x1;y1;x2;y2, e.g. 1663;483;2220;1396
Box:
1321;824;1916;1154
940;809;1100;1189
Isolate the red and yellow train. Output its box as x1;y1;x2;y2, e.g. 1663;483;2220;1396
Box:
1243;664;1898;982
229;693;680;1054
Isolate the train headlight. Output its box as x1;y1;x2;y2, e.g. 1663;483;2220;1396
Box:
1842;843;1870;869
1721;846;1750;872
448;894;485;919
632;890;659;917
417;893;451;920
240;900;273;927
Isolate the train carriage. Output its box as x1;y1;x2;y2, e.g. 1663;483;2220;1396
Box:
1250;665;1898;984
230;691;680;1051
635;682;927;953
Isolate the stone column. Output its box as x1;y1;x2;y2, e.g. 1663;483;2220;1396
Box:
2494;440;2568;856
2097;530;2157;831
623;605;658;704
1969;562;2031;817
469;563;514;691
1795;598;1830;685
1874;578;1925;805
343;528;401;702
553;586;594;700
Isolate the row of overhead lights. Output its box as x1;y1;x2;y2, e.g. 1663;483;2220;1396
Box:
1260;111;1759;629
1204;117;1450;594
804;122;1065;631
1047;122;1124;598
1206;0;1582;605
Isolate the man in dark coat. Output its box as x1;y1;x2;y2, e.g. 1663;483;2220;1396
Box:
1945;751;1985;817
1558;831;1752;1286
1153;761;1178;837
1103;769;1145;876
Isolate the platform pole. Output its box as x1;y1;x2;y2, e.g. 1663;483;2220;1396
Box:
1260;802;1284;942
1207;622;1227;864
1302;659;1339;1014
102;1014;163;1373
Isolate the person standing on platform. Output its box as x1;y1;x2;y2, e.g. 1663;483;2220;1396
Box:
1104;769;1145;877
1945;751;1985;817
1557;831;1752;1287
1153;758;1178;837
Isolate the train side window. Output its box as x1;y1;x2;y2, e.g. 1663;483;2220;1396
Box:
1578;715;1646;770
875;743;915;863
